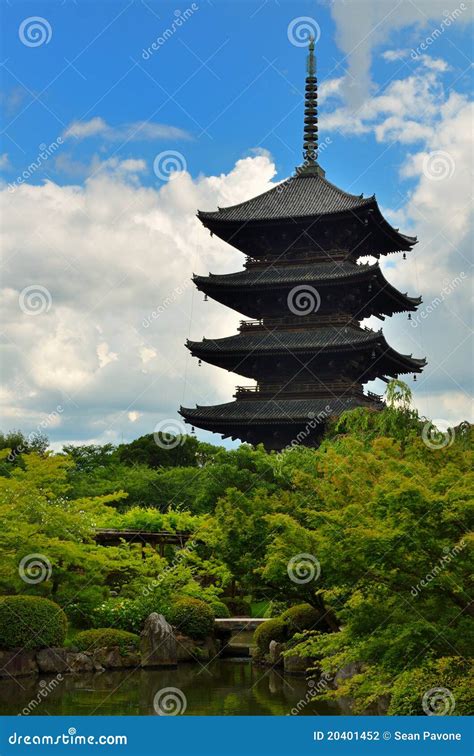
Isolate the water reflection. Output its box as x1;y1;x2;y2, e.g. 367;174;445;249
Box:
0;660;342;716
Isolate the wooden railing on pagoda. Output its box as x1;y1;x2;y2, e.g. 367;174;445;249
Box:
234;381;383;403
239;314;360;331
244;250;353;268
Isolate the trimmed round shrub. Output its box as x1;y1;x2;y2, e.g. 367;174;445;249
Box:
73;628;139;653
168;597;214;639
210;600;231;619
0;596;67;650
254;617;287;654
281;604;322;633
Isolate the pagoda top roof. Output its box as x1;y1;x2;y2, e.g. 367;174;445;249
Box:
180;396;378;425
198;170;375;223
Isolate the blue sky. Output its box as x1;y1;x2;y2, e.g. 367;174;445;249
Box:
2;0;470;195
1;0;472;447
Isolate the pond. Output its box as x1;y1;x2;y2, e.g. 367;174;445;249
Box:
0;660;345;716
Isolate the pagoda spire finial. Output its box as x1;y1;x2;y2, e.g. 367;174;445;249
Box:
303;36;319;167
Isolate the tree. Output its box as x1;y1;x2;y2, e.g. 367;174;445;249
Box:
116;433;200;468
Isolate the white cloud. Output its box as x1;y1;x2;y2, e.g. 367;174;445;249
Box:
1;154;276;445
382;49;409;62
63;117;192;142
329;0;470;104
0;153;10;170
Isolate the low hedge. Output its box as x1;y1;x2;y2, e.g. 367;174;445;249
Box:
281;604;322;633
168;597;214;639
254;617;287;653
0;596;67;650
73;628;139;653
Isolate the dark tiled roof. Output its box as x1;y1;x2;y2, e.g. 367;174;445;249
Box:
187;326;379;354
180;396;377;424
198;173;374;222
195;261;373;287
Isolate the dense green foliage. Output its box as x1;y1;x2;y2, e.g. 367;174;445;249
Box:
73;628;139;653
388;658;474;715
168;597;215;639
0;596;67;649
0;382;471;713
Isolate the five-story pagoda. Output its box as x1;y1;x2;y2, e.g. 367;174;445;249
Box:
180;39;426;450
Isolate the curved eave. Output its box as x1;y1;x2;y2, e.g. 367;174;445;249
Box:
369;199;417;252
186;328;382;357
179;396;381;426
198;197;416;254
374;268;422;311
193;262;377;289
377;333;426;374
193;265;422;313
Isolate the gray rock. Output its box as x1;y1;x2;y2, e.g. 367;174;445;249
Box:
0;649;38;677
333;661;364;686
140;613;177;667
93;646;140;669
283;653;312;675
269;640;284;666
65;652;94;673
36;647;69;674
175;633;203;662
